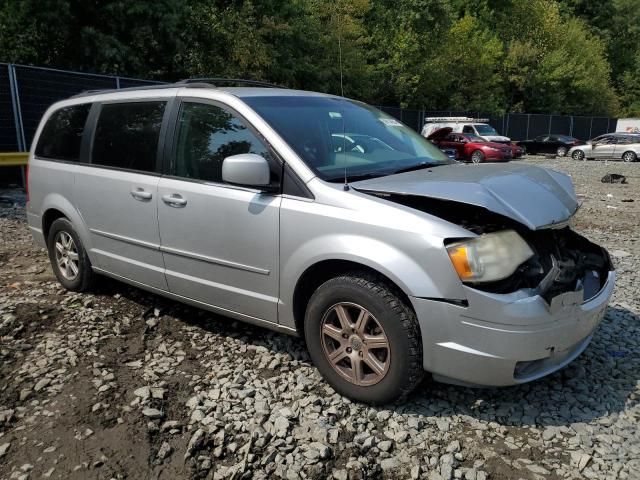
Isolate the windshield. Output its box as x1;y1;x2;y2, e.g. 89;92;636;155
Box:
474;124;499;135
243;96;452;181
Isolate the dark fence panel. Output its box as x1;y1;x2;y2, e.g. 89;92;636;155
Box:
551;115;571;136
400;109;421;132
505;114;528;140
0;65;18;151
591;118;611;138
572;116;591;141
15;66;117;148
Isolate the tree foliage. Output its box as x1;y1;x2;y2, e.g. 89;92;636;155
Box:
0;0;634;115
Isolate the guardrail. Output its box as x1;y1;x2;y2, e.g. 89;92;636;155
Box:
0;152;28;166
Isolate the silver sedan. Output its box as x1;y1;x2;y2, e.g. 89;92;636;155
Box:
569;133;640;162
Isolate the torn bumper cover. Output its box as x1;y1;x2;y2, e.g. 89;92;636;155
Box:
412;229;615;387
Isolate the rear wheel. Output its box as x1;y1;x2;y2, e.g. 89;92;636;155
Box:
304;272;423;404
572;149;585;161
557;146;567;157
47;218;94;291
471;150;484;164
622;151;637;162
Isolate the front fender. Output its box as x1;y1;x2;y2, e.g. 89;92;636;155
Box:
279;233;463;329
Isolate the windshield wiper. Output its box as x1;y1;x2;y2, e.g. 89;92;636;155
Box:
392;162;444;175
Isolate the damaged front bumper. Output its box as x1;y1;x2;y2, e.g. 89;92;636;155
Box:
411;269;614;386
412;227;616;387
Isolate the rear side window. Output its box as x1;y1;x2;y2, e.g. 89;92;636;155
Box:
92;101;165;172
462;125;474;134
35;104;91;161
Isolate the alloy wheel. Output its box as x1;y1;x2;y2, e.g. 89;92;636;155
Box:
54;231;80;280
572;150;585;161
622;151;637;163
320;302;390;386
471;151;483;163
557;146;567;157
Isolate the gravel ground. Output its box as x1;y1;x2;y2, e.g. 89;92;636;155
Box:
0;156;639;480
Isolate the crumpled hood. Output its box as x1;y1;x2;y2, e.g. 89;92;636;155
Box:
352;163;578;230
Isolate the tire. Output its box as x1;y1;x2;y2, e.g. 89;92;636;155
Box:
304;272;423;404
471;150;484;164
557;146;567;157
47;218;94;291
572;149;585;161
622;151;637;163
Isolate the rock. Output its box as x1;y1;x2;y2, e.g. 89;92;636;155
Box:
440;454;455;480
157;441;173;460
0;442;10;457
161;420;181;432
185;429;205;459
571;452;592;472
309;442;331;459
378;440;393;452
142;408;164;419
526;464;550;475
436;419;450;432
411;465;421;479
380;457;399;471
34;378;51;392
394;431;409;443
446;440;461;453
134;386;151;400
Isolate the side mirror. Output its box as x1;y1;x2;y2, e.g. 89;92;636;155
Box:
222;154;271;188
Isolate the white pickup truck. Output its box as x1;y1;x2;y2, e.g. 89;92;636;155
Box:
421;117;511;144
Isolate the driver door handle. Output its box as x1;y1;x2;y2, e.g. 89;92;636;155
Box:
162;193;187;207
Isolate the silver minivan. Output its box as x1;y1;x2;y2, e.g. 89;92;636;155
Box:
27;81;615;404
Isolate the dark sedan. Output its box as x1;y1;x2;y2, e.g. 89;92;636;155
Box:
516;135;584;157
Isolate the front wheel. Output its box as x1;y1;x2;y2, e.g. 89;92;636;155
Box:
47;218;95;291
572;149;585;161
622;151;637;163
304;273;424;404
471;150;485;164
557;146;567;157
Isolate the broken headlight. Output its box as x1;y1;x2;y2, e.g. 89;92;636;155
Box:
446;230;534;283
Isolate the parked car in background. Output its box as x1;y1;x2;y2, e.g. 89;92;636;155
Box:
569;133;640;162
509;144;525;159
439;147;458;160
421;117;511;144
516;135;584;157
427;128;513;163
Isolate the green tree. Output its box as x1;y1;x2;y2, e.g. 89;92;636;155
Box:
502;0;617;115
434;14;504;113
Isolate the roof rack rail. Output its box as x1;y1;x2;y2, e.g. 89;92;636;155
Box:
69;77;286;99
177;78;287;89
70;82;173;98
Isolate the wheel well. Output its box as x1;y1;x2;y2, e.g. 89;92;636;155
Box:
292;260;414;337
42;209;67;241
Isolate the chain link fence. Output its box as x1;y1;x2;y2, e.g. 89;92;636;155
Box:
377;107;618;141
1;63;163;153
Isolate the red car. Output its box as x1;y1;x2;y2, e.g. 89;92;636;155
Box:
427;127;514;163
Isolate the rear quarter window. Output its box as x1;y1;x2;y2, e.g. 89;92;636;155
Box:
35;104;91;161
